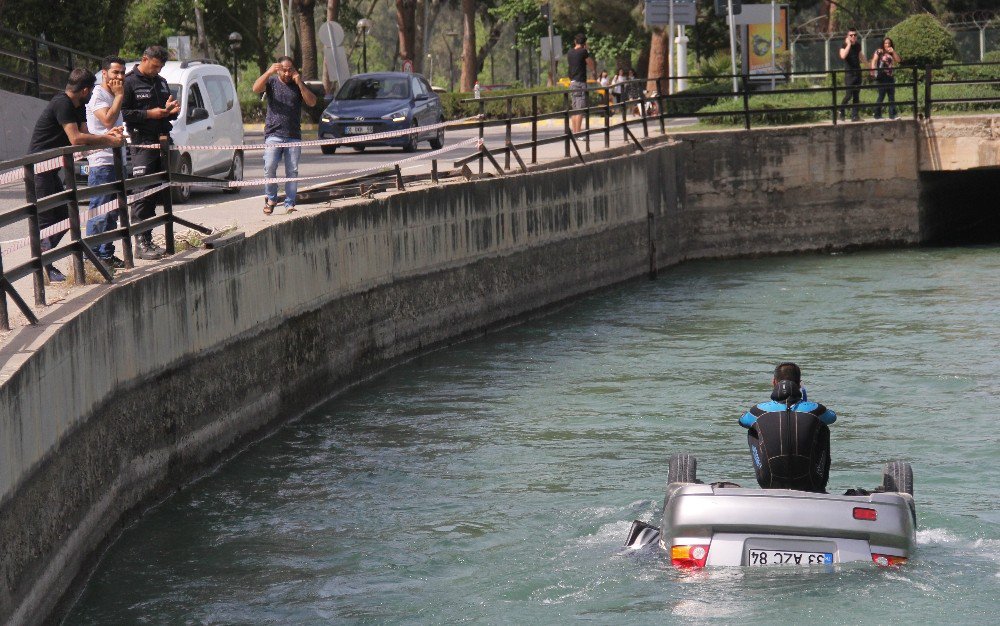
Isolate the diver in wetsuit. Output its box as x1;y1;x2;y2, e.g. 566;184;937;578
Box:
739;362;837;493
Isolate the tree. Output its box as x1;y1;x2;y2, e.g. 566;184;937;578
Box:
293;0;319;80
396;0;417;67
646;27;669;93
460;0;476;90
887;13;959;67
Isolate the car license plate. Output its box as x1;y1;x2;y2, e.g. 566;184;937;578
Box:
346;125;374;135
78;163;90;176
747;549;833;566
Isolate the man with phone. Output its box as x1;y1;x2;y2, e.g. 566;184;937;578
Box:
839;28;863;121
85;55;128;269
567;33;596;134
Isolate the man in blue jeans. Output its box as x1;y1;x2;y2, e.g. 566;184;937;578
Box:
251;56;317;215
85;55;128;269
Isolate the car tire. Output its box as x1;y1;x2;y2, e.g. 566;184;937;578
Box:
429;119;445;150
321;144;337;155
171;154;192;204
668;453;698;484
403;121;418;152
881;460;914;496
221;151;242;194
352;145;366;153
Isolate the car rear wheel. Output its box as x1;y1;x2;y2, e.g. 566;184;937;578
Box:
403;121;418;152
881;461;913;496
429;119;445;150
321;144;337;155
352;145;366;153
668;453;698;484
221;151;242;194
171;154;192;204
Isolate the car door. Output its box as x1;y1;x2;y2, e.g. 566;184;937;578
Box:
410;77;431;137
183;80;216;175
202;73;240;172
420;76;442;123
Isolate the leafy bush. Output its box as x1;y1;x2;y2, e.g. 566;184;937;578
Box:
887;15;958;68
439;87;590;121
665;81;732;115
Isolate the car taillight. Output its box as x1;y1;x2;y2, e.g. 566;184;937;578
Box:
871;553;908;567
671;544;710;569
853;507;877;521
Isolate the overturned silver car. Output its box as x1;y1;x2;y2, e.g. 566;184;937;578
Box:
625;454;916;568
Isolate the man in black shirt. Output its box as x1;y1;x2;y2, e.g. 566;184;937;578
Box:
28;68;125;281
121;45;180;260
839;28;863;121
567;33;596;134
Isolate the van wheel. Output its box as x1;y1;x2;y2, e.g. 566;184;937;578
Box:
352;146;366;153
429;119;445;150
171;154;192;204
668;453;698;484
222;151;242;194
403;121;418;152
881;461;913;496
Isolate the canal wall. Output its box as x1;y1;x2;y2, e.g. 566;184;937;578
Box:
0;121;921;624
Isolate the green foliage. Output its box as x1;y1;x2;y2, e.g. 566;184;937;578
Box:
120;0;194;58
828;0;910;30
665;81;732;115
887;14;959;68
439;86;587;120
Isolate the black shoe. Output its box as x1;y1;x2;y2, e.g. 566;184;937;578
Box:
135;242;165;261
46;265;66;282
101;255;127;269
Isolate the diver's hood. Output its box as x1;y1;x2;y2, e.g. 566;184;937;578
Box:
770;379;803;403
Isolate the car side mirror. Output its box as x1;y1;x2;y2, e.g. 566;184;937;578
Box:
414;93;429;101
188;107;209;122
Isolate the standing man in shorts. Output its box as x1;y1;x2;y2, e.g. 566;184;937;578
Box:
567;33;596;134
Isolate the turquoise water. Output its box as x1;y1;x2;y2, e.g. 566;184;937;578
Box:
67;247;999;624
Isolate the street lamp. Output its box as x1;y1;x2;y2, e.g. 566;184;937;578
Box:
357;18;372;73
227;32;242;85
426;53;433;82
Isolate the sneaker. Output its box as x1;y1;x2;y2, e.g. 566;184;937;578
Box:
46;265;66;282
135;242;165;261
101;255;127;269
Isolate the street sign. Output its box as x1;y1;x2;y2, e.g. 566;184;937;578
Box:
714;0;743;16
540;35;562;61
646;0;697;27
402;59;414;73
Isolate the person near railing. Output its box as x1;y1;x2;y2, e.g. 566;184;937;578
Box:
121;45;180;261
251;56;317;215
28;68;125;282
839;28;863;122
871;37;902;120
567;33;596;134
85;55;128;269
610;69;625;107
625;69;643;117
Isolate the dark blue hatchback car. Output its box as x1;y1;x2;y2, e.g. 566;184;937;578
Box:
318;72;445;154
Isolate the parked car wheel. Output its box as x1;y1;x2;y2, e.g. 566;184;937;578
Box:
429;119;445;150
171;154;192;204
222;151;242;194
403;121;418;153
352;145;366;153
321;144;338;155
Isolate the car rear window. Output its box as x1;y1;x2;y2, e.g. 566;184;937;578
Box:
336;77;411;100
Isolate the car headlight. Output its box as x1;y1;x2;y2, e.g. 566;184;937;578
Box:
382;109;408;122
321;113;340;122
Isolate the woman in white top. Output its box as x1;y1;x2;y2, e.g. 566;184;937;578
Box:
610;69;625;105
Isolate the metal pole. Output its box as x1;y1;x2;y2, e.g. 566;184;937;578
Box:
160;136;175;255
278;0;290;57
728;0;739;95
668;1;675;95
770;1;776;90
23;163;45;306
548;9;556;87
531;94;538;163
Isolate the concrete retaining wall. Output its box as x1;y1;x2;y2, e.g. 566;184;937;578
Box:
0;122;922;624
0;90;45;161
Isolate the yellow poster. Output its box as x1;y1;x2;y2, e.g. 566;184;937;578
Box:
746;6;789;77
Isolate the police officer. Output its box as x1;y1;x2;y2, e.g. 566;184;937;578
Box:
121;45;180;260
739;362;837;493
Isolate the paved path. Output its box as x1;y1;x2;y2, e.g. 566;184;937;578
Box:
0;115;692;339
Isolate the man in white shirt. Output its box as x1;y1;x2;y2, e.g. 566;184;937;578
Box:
85;55;127;268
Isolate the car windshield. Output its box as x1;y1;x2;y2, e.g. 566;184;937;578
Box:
336;77;410;100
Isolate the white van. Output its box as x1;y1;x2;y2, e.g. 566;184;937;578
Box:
158;60;245;203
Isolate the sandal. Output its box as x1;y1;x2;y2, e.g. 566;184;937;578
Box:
285;205;297;214
263;199;277;215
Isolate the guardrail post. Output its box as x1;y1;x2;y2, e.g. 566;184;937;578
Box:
741;75;751;130
584;91;591;153
622;89;629;142
61;153;86;284
604;87;611;148
0;251;8;329
531;94;538;164
505;96;512;170
160;136;175;255
911;66;918;121
30;39;40;98
640;89;649;137
563;91;571;157
831;70;839;125
477;99;485;174
23;163;45;306
924;65;933;119
657;77;666;135
113;147;135;268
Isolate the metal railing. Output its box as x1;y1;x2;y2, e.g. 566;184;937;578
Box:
0;138;210;330
0;27;102;98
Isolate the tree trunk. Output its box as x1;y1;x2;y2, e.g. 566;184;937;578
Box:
474;19;505;74
194;3;214;60
256;1;269;74
396;0;417;68
460;0;476;91
646;28;669;94
295;0;318;79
